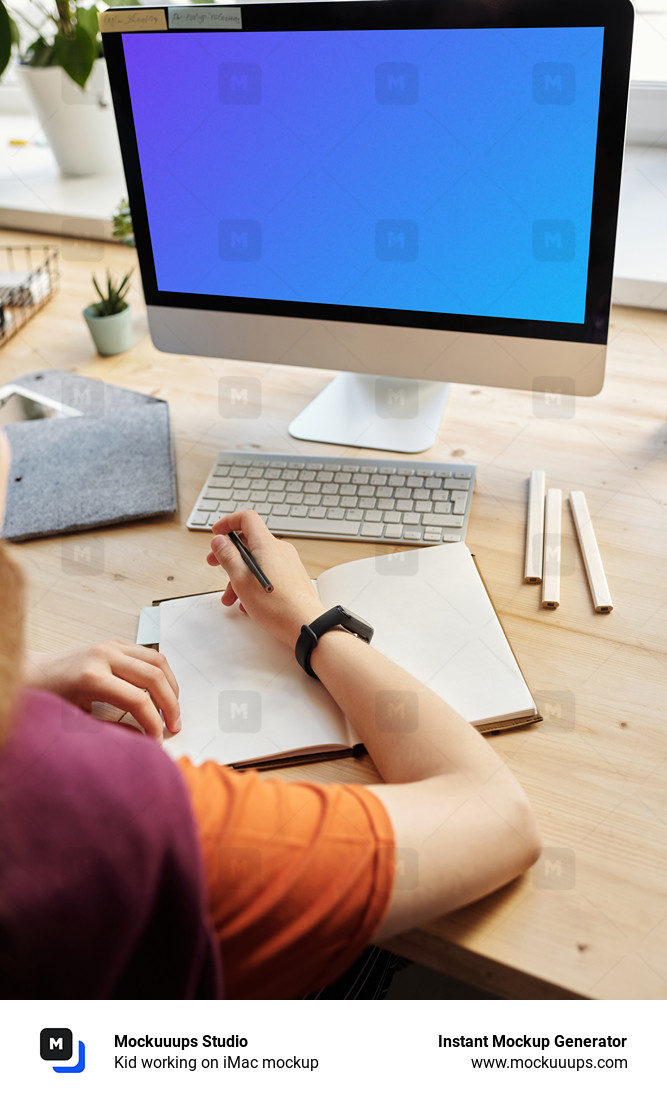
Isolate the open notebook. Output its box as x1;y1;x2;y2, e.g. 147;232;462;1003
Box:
158;543;540;768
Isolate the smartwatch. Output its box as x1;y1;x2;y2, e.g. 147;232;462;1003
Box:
295;606;374;679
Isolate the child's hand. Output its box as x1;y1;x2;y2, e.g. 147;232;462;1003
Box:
25;641;180;741
207;510;326;648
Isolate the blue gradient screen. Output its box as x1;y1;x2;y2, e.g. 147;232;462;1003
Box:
123;27;604;325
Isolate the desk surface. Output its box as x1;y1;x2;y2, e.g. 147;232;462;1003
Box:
2;229;666;1000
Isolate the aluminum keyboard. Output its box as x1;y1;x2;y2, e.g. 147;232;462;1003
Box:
187;452;476;545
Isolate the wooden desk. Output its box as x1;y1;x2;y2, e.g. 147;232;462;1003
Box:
2;230;666;1000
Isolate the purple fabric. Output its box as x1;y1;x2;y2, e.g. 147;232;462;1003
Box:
0;690;222;998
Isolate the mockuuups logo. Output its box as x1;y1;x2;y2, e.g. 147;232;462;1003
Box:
40;1029;86;1073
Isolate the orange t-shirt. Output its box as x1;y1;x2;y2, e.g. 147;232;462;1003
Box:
176;759;395;999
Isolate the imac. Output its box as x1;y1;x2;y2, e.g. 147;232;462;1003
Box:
101;0;633;453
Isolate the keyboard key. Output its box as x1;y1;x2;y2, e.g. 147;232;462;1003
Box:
304;493;321;505
414;501;433;513
203;488;232;500
358;485;375;497
299;470;317;481
267;491;286;503
388;476;405;487
271;517;361;537
285;492;302;504
362;510;385;523
327;508;346;520
403;529;423;540
291;506;308;517
402;513;421;525
425;514;464;527
192;511;211;525
322;495;340;507
272;504;289;516
384;524;403;539
445;478;469;490
309;507;326;519
453;500;467;514
361;522;384;538
434;502;452;514
423;527;444;542
413;489;429;500
345;508;364;520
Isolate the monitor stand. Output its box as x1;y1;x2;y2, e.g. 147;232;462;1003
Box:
288;373;450;453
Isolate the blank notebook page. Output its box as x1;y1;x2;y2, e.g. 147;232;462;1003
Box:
159;592;350;766
315;542;536;727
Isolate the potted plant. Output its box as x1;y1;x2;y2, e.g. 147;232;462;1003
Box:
112;197;135;248
0;0;124;176
83;268;133;356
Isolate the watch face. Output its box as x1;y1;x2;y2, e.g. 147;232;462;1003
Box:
338;606;374;642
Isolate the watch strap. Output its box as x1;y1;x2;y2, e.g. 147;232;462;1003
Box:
295;605;373;679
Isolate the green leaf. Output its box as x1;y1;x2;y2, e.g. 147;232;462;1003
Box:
75;5;99;43
0;1;12;79
52;23;95;88
9;15;19;48
25;35;56;68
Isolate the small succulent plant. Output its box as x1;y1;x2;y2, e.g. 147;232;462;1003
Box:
90;268;132;317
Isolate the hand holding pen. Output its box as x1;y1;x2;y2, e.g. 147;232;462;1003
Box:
227;529;273;592
206;510;326;648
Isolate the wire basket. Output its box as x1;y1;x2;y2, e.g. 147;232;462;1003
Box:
0;246;60;348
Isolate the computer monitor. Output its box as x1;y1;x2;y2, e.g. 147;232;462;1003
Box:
101;0;633;452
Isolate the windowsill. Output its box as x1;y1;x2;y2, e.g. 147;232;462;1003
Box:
0;113;124;239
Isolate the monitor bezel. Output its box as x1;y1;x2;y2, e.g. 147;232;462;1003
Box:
103;0;633;348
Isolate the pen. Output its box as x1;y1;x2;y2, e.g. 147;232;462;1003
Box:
569;491;613;613
542;488;561;609
524;469;546;583
228;530;274;593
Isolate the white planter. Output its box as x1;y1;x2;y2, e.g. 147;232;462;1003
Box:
18;59;123;177
83;303;133;356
